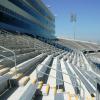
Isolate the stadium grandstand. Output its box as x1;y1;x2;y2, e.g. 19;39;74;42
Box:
0;0;100;100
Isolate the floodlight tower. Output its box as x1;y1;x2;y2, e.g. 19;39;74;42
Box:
70;13;77;40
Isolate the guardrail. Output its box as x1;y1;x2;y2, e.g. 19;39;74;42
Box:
0;46;17;74
0;46;17;96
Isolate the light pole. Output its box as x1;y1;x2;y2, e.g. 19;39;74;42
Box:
70;13;77;40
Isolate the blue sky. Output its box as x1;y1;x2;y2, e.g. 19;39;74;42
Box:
42;0;100;42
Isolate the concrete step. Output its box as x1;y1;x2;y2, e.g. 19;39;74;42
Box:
42;91;95;100
18;76;30;86
0;65;4;70
0;68;9;75
12;73;23;80
37;81;43;90
8;80;37;100
41;84;50;96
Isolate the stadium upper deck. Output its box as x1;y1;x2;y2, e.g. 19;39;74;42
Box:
0;0;55;39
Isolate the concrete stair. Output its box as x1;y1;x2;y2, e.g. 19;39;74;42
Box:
0;68;9;75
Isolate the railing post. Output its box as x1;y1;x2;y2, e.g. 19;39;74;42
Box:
13;51;17;76
36;65;39;84
96;78;100;100
78;78;81;100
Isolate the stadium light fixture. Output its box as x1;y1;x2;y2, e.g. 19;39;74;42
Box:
70;13;77;40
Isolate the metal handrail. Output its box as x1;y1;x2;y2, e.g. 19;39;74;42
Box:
38;63;80;81
0;46;18;96
0;46;17;74
36;63;85;100
38;69;79;87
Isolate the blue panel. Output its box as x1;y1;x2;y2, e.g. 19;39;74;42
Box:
0;0;55;39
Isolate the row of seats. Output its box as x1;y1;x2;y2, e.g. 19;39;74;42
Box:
0;30;99;100
0;42;64;99
0;47;98;100
0;30;64;55
57;38;100;51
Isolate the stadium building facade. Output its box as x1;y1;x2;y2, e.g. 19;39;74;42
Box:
0;0;55;39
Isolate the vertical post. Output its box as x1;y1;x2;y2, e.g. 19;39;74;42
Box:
73;21;76;40
13;52;17;76
36;65;39;84
79;78;82;100
82;84;85;100
96;78;100;100
70;13;77;40
78;77;85;100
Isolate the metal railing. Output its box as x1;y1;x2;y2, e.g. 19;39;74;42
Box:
0;46;17;96
36;63;85;100
0;46;17;75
